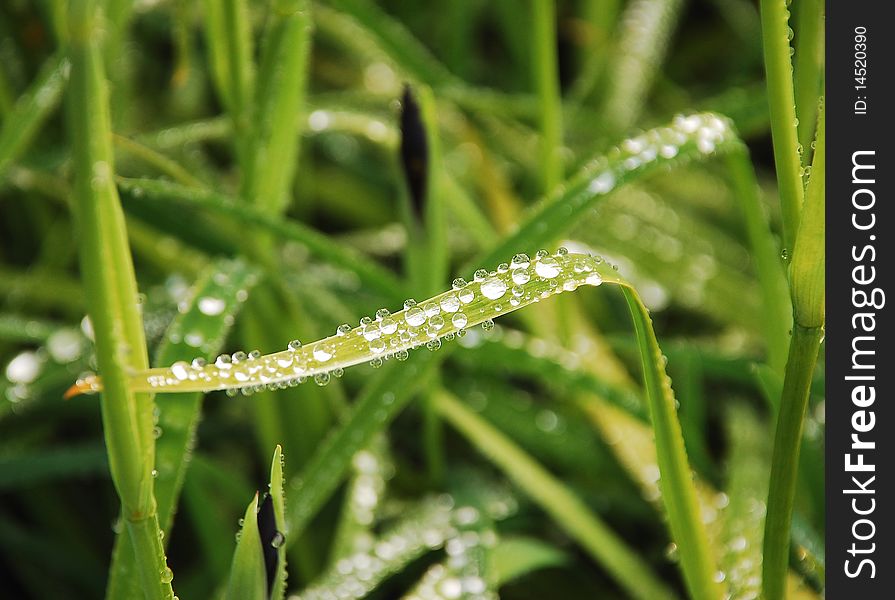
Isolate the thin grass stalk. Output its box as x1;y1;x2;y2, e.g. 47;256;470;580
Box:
532;0;563;193
66;2;172;598
621;288;722;600
724;149;791;372
759;0;805;252
762;100;824;600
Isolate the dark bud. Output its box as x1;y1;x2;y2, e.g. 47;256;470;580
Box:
256;493;281;597
399;84;429;222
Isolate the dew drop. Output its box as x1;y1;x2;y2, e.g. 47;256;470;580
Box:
369;338;386;354
288;339;302;351
160;567;174;584
535;257;561;278
395;349;409;361
458;288;474;304
379;317;397;335
170;361;190;381
337;323;351;336
271;531;285;548
511;267;530;285
405;307;426;327
473;269;488;282
440;294;460;313
426;339;442;351
480;277;507;300
481;319;494;331
511;253;530;268
452;277;467;289
452;313;468;328
313;344;334;362
314;372;331;386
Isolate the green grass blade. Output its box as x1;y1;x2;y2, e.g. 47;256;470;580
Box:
116;177;404;303
759;0;805;252
225;493;267;600
724;148;791;372
202;0;256;174
269;445;288;600
762;100;824;600
434;390;677;600
0;52;68;178
621;287;722;600
243;0;312;213
531;0;563;193
471;113;744;272
66;2;172;598
106;259;259;599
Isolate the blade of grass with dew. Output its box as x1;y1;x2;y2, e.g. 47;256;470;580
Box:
621;286;723;600
763;100;824;600
0;51;68;178
531;0;563;193
201;0;255;174
434;390;677;600
470;113;745;272
225;493;267;600
297;496;457;600
600;0;684;133
328;437;391;561
68;253;621;397
243;0;312;214
759;0;804;252
718;404;770;600
116;177;405;303
66;2;173;598
106;259;260;600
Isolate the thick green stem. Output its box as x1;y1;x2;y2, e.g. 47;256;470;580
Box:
763;100;824;600
759;0;805;252
67;2;172;598
532;0;563;193
761;324;822;600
